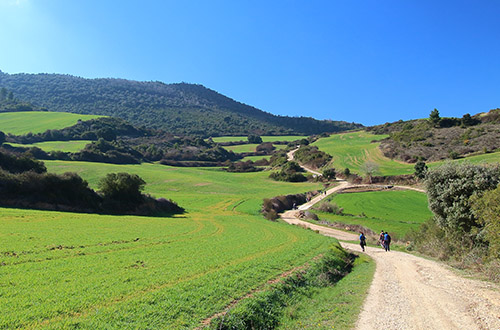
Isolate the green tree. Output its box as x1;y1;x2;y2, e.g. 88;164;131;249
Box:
425;162;500;232
247;135;262;144
0;87;6;100
0;131;5;145
429;108;440;125
414;161;428;179
461;113;476;127
322;168;336;180
471;185;500;259
98;172;146;203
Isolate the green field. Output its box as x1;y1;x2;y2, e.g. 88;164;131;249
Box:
6;140;93;153
312;131;414;176
0;111;102;135
0;161;336;329
224;143;287;154
313;131;500;176
223;143;259;153
240;155;271;162
315;190;432;237
211;135;306;143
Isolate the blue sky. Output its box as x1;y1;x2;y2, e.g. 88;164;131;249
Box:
1;0;499;125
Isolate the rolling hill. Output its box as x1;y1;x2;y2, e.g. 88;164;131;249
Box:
0;70;362;137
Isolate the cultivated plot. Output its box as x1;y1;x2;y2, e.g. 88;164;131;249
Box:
0;111;102;135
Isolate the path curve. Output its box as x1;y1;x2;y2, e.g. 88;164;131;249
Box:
280;152;500;329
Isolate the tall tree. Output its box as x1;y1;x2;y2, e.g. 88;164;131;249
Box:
429;108;440;126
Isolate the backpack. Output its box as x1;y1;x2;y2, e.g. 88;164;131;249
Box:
386;234;391;244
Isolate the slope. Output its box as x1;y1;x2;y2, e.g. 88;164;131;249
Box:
0;70;362;137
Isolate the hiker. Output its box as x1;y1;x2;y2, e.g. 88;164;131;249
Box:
292;202;297;210
359;232;367;252
383;232;391;252
379;230;385;248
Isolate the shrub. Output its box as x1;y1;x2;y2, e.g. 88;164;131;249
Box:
414;161;428;179
247;135;262;144
322;168;336;180
425;162;500;233
0;150;46;173
471;185;500;259
98;172;145;204
314;201;343;215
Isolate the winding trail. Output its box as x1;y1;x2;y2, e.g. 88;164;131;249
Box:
281;150;500;329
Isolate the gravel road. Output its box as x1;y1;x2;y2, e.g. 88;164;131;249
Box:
280;179;500;330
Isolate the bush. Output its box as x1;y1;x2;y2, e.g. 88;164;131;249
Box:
314;201;343;215
425;162;500;232
98;172;145;205
293;145;332;169
226;161;261;173
0;150;46;174
471;185;500;260
322;168;336;180
247;135;262;144
414;161;428;179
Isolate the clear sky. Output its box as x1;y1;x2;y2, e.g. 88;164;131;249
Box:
1;0;499;125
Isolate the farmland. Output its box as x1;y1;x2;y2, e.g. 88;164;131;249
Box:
313;131;500;177
1;160;337;329
0;111;102;135
314;190;432;237
223;143;287;154
210;135;306;143
6;140;92;153
312;131;414;176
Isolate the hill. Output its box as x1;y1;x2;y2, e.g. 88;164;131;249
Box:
0;70;362;137
367;109;500;162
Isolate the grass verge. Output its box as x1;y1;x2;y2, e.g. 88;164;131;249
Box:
278;253;375;329
208;243;373;330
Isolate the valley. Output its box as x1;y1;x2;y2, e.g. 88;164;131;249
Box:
1;100;500;329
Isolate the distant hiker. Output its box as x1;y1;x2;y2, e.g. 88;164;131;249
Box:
359;232;367;252
379;230;385;248
383;232;391;252
292;202;297;210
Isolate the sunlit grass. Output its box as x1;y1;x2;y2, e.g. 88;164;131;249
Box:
315;190;432;237
6;140;92;153
0;111;102;135
211;135;306;143
313;131;500;176
0;160;333;329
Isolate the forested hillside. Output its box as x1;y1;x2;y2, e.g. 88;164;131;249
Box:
0;70;362;136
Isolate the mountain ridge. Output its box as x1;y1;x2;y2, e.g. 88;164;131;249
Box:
0;70;362;137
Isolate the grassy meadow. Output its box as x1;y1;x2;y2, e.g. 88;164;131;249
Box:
210;135;306;143
1;160;339;329
6;140;92;153
0;111;102;135
312;131;414;176
315;190;432;237
223;143;259;153
224;143;287;154
313;131;500;176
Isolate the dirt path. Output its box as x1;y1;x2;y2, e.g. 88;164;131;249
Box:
345;243;500;330
279;174;500;329
286;149;322;176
